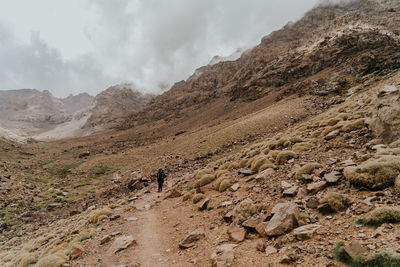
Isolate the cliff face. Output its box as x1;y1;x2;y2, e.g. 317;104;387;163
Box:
83;84;153;130
122;0;400;129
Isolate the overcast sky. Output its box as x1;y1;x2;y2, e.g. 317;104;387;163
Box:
0;0;320;97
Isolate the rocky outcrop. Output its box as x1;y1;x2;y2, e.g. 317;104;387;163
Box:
366;85;400;143
83;84;153;130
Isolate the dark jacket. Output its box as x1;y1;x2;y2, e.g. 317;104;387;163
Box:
157;171;166;183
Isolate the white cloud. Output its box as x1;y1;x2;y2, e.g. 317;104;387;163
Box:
0;0;319;97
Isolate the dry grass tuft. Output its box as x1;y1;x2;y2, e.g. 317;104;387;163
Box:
219;179;232;192
295;163;322;180
292;142;312;153
232;198;257;218
12;252;38;267
192;193;205;204
239;158;249;168
213;175;230;190
35;251;68;267
182;190;194;201
90;207;114;224
343;156;400;189
320;192;353;212
195;174;216;187
341;118;365;132
276;151;296;165
357;206;400;226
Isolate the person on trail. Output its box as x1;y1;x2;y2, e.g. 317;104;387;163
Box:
157;168;166;192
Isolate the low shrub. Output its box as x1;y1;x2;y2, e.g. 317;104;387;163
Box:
219;179;231;192
343;156;400;189
35;251;68;267
357;206;400;226
335;241;400;267
192;193;204;204
195;174;216;187
341;118;366;132
320;192;353;212
292;142;313;153
90;207;113;223
232;198;257;218
276;151;296;165
295;163;323;180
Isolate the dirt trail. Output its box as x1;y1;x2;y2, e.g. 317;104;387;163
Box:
132;192;170;266
73;183;192;267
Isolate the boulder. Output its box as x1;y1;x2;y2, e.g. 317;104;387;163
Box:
280;181;293;190
108;236;136;254
343;240;367;259
198;197;210;211
242;216;263;231
282;186;299;197
164;188;181;199
256;240;266;252
265;202;299;236
230;183;240;192
324;171;342;184
306;181;327;193
179;230;205;249
211;244;236;267
325;130;340;140
228;226;246;242
70;244;84;259
224;210;234;222
127;180;145;191
256;222;268;237
366;85;400;143
293;224;321;240
256;168;274;180
265;246;278;257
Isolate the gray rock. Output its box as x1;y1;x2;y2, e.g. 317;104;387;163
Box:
211;244;236;267
107;236;136;254
293;224;321;240
242;216;263;230
307;181;327;193
324;171;342;184
179;230;205;249
265;246;278;257
343;240;366;259
265;202;299;236
325;130;340;140
198;197;210;211
283;186;299;197
230;183;240;192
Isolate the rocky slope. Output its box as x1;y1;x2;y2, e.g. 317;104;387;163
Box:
123;0;400;131
0;85;153;142
82;84;153;130
1;1;400;267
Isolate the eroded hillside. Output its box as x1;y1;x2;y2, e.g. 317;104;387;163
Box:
1;1;400;267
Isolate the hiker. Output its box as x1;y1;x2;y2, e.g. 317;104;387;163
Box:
157;168;166;192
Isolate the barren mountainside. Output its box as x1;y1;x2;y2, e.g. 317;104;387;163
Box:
123;0;400;130
0;85;152;141
2;1;400;267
